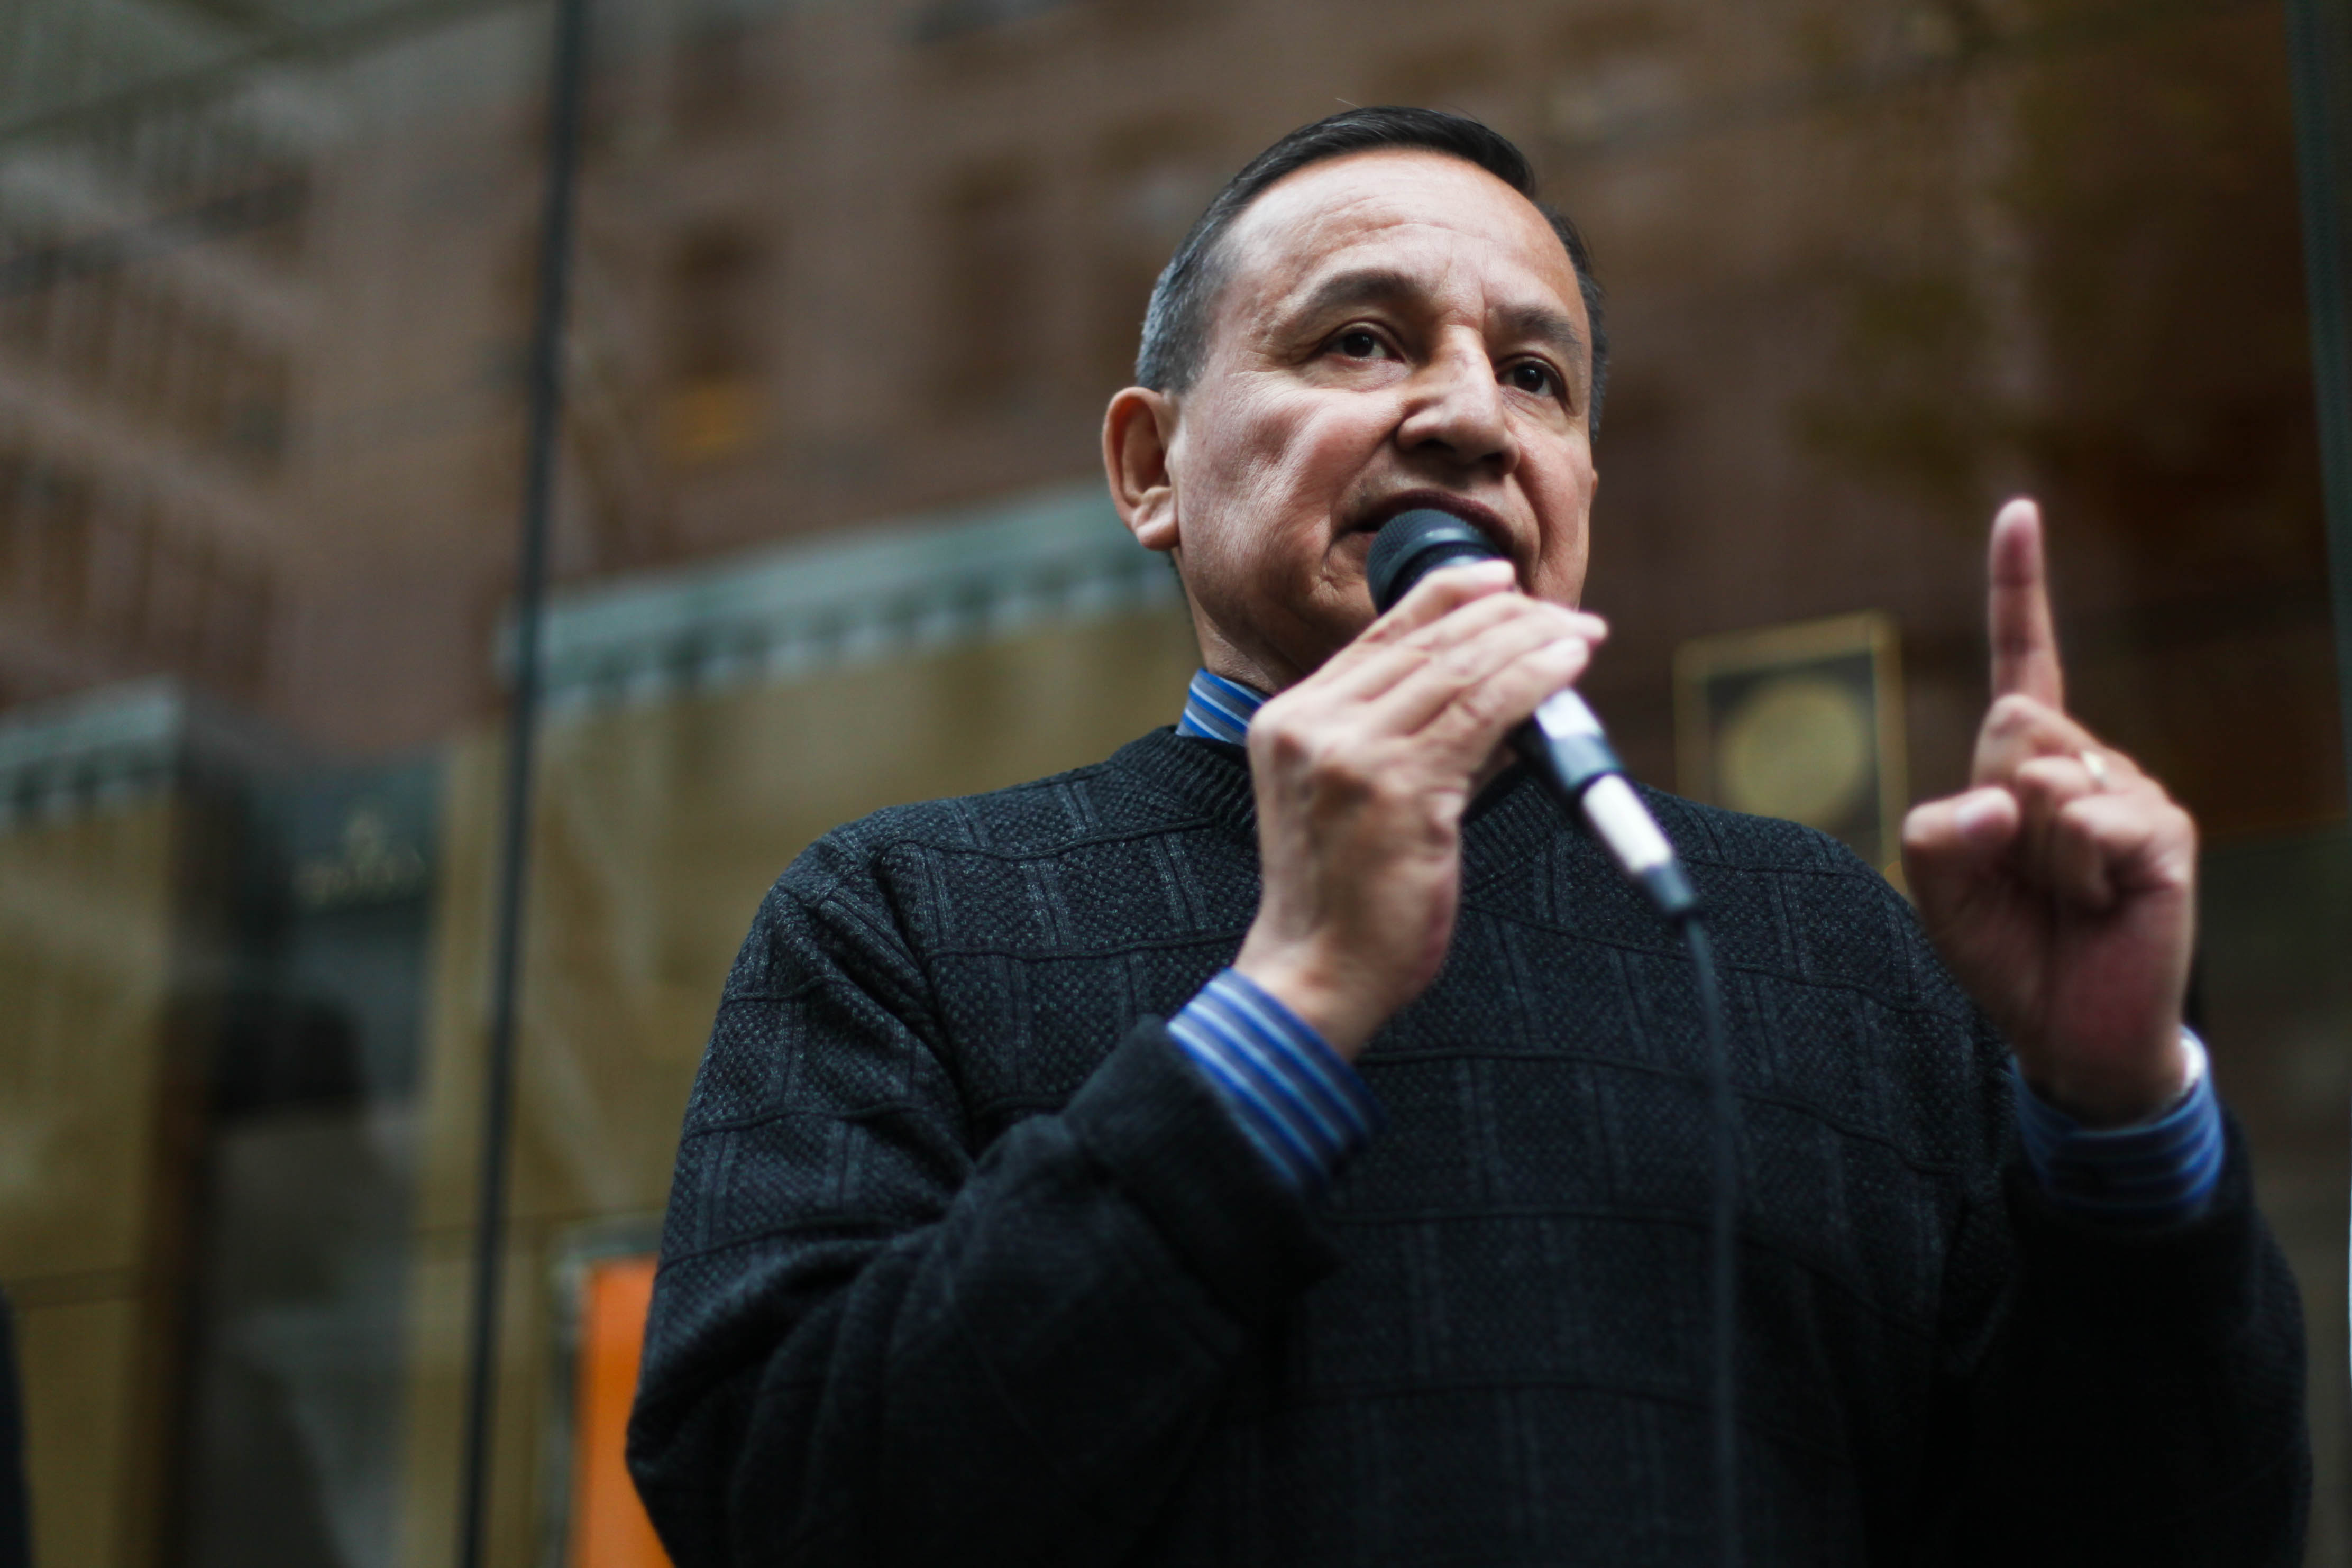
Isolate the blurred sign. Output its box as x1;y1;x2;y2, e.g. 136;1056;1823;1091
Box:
291;801;428;909
567;1254;670;1568
660;377;764;466
1674;612;1907;877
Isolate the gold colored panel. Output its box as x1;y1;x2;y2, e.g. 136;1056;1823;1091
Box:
1674;612;1908;877
391;1224;551;1568
0;801;182;1282
17;1295;141;1568
399;604;1200;1568
0;796;209;1568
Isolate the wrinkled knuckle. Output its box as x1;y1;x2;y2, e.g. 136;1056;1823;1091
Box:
1452;687;1505;730
1306;740;1375;794
1533;602;1587;638
1434;647;1488;689
1987;694;2040;733
2013;756;2067;790
1252;710;1312;763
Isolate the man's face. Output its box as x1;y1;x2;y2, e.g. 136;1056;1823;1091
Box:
1152;149;1597;690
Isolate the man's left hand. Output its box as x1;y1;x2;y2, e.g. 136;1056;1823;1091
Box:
1900;498;2198;1127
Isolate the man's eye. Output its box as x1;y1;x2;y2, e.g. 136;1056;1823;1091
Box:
1333;329;1384;359
1505;361;1558;396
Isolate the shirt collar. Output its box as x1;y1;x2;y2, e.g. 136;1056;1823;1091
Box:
1175;668;1266;745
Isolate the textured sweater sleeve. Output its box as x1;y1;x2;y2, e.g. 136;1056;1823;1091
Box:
625;850;1344;1568
1919;1012;2310;1564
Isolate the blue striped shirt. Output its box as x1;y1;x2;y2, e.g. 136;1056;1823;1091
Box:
2013;1032;2223;1223
1168;668;2222;1219
1166;969;1381;1190
1175;667;1261;747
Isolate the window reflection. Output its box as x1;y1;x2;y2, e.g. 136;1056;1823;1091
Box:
0;1;2343;1564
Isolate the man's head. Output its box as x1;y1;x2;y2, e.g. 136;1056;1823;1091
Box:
1134;109;1607;417
1103;107;1607;693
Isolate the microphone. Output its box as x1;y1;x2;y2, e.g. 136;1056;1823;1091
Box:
1367;509;1698;921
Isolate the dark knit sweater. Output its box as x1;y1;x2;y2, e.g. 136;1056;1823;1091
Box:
628;728;2309;1566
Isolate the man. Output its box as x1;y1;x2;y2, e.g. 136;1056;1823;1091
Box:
629;108;2307;1564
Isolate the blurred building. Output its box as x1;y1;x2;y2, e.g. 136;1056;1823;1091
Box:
0;1;2345;1565
8;0;2340;814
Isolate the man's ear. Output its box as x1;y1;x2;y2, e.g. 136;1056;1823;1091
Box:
1103;386;1180;554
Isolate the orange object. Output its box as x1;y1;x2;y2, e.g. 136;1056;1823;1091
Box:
571;1254;672;1568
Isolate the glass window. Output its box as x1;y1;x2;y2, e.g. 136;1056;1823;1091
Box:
2;1;2342;1563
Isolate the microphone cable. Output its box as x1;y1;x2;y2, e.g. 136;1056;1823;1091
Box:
1363;510;1742;1562
1676;911;1740;1568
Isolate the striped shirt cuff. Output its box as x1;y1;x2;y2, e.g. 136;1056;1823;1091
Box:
2012;1030;2225;1225
1166;969;1382;1190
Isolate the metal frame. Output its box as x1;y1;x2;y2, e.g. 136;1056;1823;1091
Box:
456;0;588;1564
2286;0;2352;805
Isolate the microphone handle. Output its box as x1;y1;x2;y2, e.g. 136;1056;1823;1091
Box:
1513;690;1698;919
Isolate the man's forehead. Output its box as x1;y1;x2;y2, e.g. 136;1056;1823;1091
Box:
1220;149;1581;316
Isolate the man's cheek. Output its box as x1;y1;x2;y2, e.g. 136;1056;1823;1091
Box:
1229;423;1330;523
1252;389;1377;474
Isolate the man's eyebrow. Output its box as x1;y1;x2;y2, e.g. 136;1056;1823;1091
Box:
1494;303;1586;362
1278;267;1421;326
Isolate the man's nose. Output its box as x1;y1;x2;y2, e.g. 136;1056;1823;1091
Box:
1395;337;1516;472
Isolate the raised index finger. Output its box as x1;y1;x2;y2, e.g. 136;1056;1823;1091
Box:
1989;497;2066;709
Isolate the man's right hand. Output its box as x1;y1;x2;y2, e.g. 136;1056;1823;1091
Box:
1232;559;1607;1060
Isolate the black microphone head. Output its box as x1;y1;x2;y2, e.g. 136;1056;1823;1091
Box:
1366;509;1506;614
